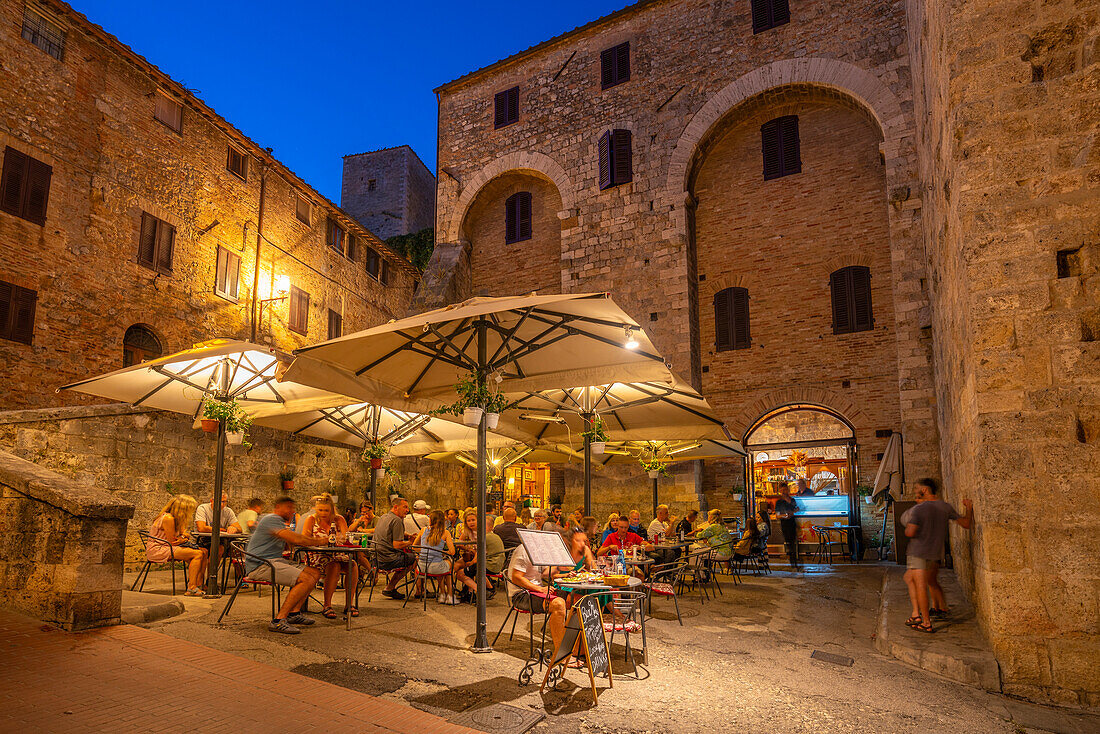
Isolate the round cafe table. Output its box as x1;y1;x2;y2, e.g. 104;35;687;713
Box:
305;545;373;630
553;576;643;592
192;532;247;593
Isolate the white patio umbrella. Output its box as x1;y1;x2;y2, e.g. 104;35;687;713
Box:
282;292;674;652
58;339;353;596
871;431;904;559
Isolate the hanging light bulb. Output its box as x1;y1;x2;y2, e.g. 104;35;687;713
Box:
624;326;639;350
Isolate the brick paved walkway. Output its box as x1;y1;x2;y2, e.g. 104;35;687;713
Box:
0;609;476;734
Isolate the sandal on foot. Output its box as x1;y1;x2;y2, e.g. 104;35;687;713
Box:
343;606;359;618
915;621;934;633
929;607;949;618
905;615;923;628
321;606;338;619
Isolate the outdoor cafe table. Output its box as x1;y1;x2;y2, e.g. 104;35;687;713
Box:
553;576;644;593
305;545;373;630
192;532;246;593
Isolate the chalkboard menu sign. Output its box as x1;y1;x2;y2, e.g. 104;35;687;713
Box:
541;594;612;703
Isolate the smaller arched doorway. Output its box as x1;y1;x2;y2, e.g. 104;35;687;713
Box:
743;404;860;559
123;324;163;367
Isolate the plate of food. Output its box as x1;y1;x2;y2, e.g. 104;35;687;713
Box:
556;571;606;585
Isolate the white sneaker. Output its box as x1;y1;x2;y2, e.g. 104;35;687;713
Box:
437;593;446;603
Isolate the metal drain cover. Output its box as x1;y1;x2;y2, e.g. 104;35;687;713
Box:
451;703;544;734
811;650;854;667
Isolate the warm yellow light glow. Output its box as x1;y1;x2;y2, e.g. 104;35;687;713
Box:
668;442;702;455
274;275;290;296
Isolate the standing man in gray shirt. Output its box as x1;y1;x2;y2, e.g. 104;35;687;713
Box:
901;478;973;633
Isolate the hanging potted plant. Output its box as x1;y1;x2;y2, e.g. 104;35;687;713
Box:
484;391;511;430
202;399;251;445
279;467;296;491
640;456;668;479
199;399;222;433
363;442;387;470
858;484;874;504
431;371;493;427
582;415;608;454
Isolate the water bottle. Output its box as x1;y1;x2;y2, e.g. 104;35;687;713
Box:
616;549;625;575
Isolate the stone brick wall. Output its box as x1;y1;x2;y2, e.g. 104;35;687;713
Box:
0;405;470;570
341;146;436;240
907;0;1099;707
0;0;416;411
0;448;133;630
430;0;941;505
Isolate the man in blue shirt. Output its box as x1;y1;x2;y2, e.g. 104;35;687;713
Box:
627;509;646;538
244;495;331;634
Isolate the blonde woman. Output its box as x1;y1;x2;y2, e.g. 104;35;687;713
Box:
599;513;620;545
416;510;456;604
148;494;208;596
302;494;358;619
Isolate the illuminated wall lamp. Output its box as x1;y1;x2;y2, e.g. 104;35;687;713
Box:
259;274;291;321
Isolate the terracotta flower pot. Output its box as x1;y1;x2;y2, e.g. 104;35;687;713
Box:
200;419;219;433
281;480;294;491
370;457;383;469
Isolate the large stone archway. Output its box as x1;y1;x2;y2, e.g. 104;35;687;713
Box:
443;151;576;244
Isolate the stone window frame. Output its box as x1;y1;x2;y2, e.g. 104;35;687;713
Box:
213;246;241;302
225;145;248;181
122;323;163;367
494;86;520;129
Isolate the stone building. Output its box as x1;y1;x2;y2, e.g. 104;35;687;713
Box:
0;0;419;411
424;0;1098;707
341;145;436;240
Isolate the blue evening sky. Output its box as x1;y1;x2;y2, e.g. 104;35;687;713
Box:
71;1;631;203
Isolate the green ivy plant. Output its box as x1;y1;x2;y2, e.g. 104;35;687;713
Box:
582;415;608;443
432;371;491;417
202;399;253;436
363;442;387;460
384;227;434;271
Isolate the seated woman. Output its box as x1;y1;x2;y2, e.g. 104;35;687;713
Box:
599;513;620;546
755;500;771;551
302;494;359;619
733;516;760;561
347;501;376;578
454;509;494;602
148;494;208;596
416;510;457;604
695;509;734;561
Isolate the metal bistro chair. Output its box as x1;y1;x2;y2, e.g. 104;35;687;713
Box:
493;586;551;663
366;542;415;603
132;530;188;595
644;560;690;625
404;544;458;610
484;546;517;602
217;541;282;623
683;548;720;602
603;589;649;678
811;526;834;563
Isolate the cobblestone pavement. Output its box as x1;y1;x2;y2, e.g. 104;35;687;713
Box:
135;563;1098;734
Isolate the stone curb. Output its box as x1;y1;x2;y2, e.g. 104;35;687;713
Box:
121;598;186;626
875;567;1002;692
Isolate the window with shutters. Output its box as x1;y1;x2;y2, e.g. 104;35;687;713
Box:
153;92;182;132
122;324;162;367
751;0;790;33
601;41;630;89
21;6;65;60
505;192;532;244
365;247;381;279
326;217;347;256
0;280;37;346
137;212;175;275
0;147;52;225
288;286;309;335
327;309;342;340
226;146;247;180
380;259;392;286
493;86;520;128
761;115;801;180
598;129;633;189
830;266;874;335
295;193;311;225
347;232;360;262
214;247;241;301
714;287;751;352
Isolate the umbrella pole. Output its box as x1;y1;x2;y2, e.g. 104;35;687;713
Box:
582;411;593;517
205;417;225;598
472;319;491;653
652;475;658;519
368;471;378;510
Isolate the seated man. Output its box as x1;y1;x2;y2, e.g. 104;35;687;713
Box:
194;491;242;545
492;500;516;529
647;504;679;565
236;498;263;535
485;516;507;578
626;509;646;538
375;496;416;599
507;541;569;660
493;507;526;550
244;496;331;634
598;514;654;559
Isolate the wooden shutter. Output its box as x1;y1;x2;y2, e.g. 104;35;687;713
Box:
0;281;37;345
155;220;174;274
598;131;612;189
507;87;519;124
366;247;380;278
616;42;630;84
600;47;616;88
831;270;851;334
295;194;310;225
154;93;182;131
612;129;633;185
731;287;750;349
518;191;532;240
714;288;733;351
494;87;519;128
752;0;789;32
347;232;357;262
0;147;28;217
23;157;51;224
137;212;157;269
771;0;791;27
779;115;801;176
761;119;781;179
505;194;517;243
327;309;342;340
851;266;873;331
381;259;391;286
215;247;240;300
289;286;309;335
